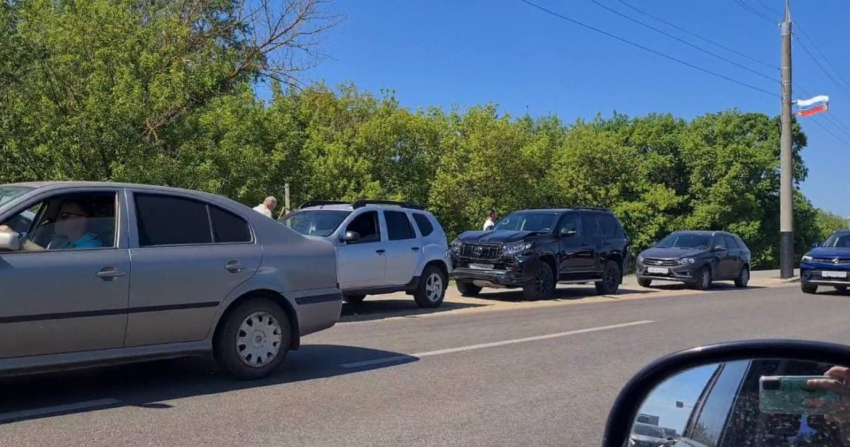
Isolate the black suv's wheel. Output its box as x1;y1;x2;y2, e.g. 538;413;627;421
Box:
343;294;366;304
734;265;750;288
692;266;712;290
637;278;652;288
414;265;447;308
214;298;291;380
523;262;555;301
595;261;621;295
456;281;482;297
802;283;818;294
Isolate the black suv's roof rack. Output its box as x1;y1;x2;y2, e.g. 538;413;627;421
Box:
353;200;423;210
299;201;348;209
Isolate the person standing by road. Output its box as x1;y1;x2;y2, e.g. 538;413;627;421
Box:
483;209;497;231
253;196;277;218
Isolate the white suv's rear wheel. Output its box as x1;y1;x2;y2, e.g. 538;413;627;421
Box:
414;265;447;308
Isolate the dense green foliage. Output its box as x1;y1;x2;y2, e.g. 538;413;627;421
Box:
0;0;833;268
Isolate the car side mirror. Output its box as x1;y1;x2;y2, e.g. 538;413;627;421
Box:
0;228;21;251
602;340;850;447
559;228;577;237
340;231;360;243
713;246;727;252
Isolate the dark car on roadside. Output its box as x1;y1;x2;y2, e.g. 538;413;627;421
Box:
636;231;751;290
450;208;630;300
800;229;850;294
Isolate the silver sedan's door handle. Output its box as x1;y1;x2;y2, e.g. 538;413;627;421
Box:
97;267;126;281
225;260;245;273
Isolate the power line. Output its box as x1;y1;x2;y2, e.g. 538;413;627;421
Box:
588;0;776;83
810;116;850;150
751;0;781;20
796;23;850;93
517;0;779;98
733;0;777;26
615;0;775;70
794;35;850;100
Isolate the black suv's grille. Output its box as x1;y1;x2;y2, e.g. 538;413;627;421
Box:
813;258;850;264
643;258;679;267
460;243;503;260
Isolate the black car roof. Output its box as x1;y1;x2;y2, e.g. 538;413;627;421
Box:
513;208;613;214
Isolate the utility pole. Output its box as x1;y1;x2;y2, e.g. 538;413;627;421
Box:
779;0;794;279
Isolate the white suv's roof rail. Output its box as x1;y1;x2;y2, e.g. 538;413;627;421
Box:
299;200;424;210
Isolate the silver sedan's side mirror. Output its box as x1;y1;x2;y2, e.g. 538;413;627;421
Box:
0;228;21;251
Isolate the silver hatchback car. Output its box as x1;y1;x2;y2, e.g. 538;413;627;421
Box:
0;182;342;380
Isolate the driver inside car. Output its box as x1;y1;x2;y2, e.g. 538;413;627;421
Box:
0;199;104;251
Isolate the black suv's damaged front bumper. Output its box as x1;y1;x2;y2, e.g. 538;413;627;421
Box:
451;254;537;287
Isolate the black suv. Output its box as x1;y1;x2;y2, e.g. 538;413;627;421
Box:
450;208;631;300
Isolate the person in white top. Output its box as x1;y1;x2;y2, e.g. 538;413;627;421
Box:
253;196;277;218
483;209;497;231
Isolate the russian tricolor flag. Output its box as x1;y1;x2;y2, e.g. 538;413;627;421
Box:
796;95;830;117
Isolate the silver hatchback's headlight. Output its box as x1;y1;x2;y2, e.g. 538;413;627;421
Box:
503;241;532;257
678;257;695;265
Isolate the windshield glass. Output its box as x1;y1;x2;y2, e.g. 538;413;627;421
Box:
0;185;32;208
822;232;850;248
493;212;557;233
279;210;351;237
633;424;666;438
656;233;712;249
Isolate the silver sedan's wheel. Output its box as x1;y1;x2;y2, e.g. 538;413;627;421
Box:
236;311;283;368
215;298;291;380
425;273;444;303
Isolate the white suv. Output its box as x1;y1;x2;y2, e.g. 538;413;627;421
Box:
280;200;451;308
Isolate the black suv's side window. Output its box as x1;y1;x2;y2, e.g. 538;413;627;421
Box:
346;211;381;243
580;213;601;237
599;214;620;237
385;210;416;241
557;213;579;234
713;235;727;250
135;194;212;247
725;235;739;249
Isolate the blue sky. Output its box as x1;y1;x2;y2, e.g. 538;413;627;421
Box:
298;0;850;217
638;364;717;434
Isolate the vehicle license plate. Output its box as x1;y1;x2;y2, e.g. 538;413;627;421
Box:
647;267;669;274
469;263;494;270
822;271;847;278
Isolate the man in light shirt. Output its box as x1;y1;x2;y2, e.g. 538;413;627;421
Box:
483;209;497;231
253;196;277;218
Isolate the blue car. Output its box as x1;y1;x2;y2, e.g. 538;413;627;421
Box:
800;230;850;294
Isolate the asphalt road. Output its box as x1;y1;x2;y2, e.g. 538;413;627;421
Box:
1;281;847;446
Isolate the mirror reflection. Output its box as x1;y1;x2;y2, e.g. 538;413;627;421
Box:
631;360;850;446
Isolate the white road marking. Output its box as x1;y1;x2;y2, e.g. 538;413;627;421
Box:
0;398;121;424
340;320;654;368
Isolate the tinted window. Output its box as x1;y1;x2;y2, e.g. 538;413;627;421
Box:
557;213;579;234
599;214;620;237
580;214;600;236
724;236;739;249
135;194;212;247
713;235;727;250
412;213;434;237
210;206;251;243
734;236;748;251
385;210;415;241
687;361;749;446
494;212;558;232
346;211;380;243
280;210;350;237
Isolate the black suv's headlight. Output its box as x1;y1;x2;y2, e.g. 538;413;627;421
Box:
503;241;532;257
450;238;461;253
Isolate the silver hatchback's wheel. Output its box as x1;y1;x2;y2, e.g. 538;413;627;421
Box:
425;273;444;303
236;311;283;368
414;265;447;308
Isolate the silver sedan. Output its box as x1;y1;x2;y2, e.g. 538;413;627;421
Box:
0;182;342;380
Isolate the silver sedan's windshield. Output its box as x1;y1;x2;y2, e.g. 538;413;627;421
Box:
280;210;351;237
0;185;32;207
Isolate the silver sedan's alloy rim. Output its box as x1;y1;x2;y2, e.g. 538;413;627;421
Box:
426;273;443;302
236;311;283;368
